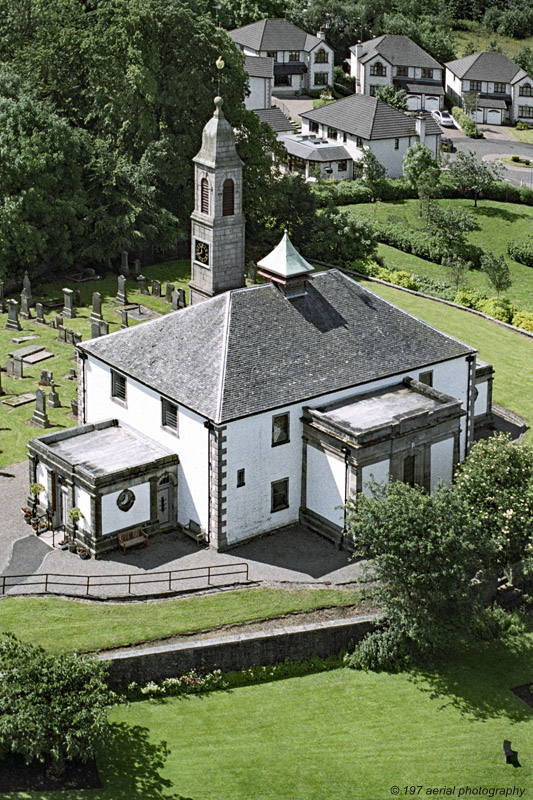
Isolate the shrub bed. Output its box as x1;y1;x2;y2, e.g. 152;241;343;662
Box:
451;106;483;138
508;239;533;267
370;220;483;267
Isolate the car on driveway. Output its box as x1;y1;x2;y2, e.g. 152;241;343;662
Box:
431;110;454;127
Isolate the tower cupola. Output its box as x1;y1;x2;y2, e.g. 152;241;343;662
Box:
257;230;314;298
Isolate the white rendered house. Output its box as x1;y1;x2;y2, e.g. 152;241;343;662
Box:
28;97;490;557
243;55;274;110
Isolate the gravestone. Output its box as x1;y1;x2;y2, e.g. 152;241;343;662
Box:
0;280;5;313
121;309;129;329
90;291;103;322
62;288;76;319
73;332;82;346
35;303;45;324
22;272;33;307
70;397;79;419
6;359;15;377
69;368;77;380
30;388;50;429
57;325;67;343
66;329;75;345
55;315;63;328
177;288;186;308
116;275;128;305
137;275;149;295
120;250;130;276
171;290;179;311
5;300;22;332
48;381;61;408
40;369;53;386
248;261;257;283
99;320;109;336
165;283;175;303
73;289;81;307
133;258;141;276
91;321;101;339
151;280;161;297
19;291;31;320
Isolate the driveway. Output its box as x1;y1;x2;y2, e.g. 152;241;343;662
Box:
272;94;313;123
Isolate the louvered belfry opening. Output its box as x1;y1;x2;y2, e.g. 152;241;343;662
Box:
222;179;234;217
200;178;209;214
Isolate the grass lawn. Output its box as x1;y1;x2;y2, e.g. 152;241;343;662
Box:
511;128;533;144
346;198;533;312
0;260;189;467
0;587;363;654
11;635;532;800
359;280;533;441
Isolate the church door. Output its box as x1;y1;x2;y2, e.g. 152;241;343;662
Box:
58;483;69;531
157;475;172;529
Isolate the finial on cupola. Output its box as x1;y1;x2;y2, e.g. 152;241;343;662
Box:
216;54;225;98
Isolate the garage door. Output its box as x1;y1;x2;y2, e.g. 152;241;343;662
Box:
406;95;421;111
471;109;483;124
425;95;440;112
486;108;502;125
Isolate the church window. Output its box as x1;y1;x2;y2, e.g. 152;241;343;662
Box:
161;398;178;432
237;469;245;487
271;478;289;512
419;370;433;387
222;179;235;216
200;178;209;214
111;371;127;403
272;413;290;446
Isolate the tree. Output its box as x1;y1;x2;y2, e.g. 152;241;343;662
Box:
304;206;377;266
423;201;477;256
358;148;387;199
374;85;407;111
0;634;115;775
344;481;492;671
383;13;456;64
417;166;441;218
443;255;470;291
402;142;439;189
448;151;501;207
454;434;533;571
515;45;533;76
481;250;512;296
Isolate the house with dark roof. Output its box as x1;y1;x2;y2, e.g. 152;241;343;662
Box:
445;52;533;125
281;94;440;179
229;18;334;95
27;96;491;557
243;55;274;110
350;35;444;112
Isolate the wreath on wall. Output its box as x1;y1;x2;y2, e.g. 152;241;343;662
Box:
117;489;135;512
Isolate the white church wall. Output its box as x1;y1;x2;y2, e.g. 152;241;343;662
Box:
361;459;390;496
101;482;150;535
430;437;454;491
474;380;488;418
305;443;345;528
74;486;92;533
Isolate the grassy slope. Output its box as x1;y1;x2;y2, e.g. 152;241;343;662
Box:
346;199;533;312
453;26;533;59
0;588;363;653
359;279;533;440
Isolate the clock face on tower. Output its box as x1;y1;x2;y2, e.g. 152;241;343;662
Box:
195;240;210;266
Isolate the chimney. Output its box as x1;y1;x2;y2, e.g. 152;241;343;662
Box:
317;28;326;40
415;113;426;144
355;41;363;59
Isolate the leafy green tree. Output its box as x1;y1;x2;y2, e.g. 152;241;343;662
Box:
417;166;441;218
344;481;492;671
481;250;512;296
515;45;533;76
424;201;477;256
443;255;470;291
304;206;377;266
383;13;456;64
402;142;438;189
357;148;387;199
0;633;115;775
448;151;501;207
374;84;408;111
454;435;533;570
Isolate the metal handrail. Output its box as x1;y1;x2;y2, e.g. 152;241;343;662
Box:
0;562;250;597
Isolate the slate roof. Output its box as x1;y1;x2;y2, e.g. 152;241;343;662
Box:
80;271;474;424
255;107;294;133
445;52;528;84
350;35;441;70
463;94;507;109
244;55;274;79
300;94;441;140
280;134;351;161
274;62;307;75
402;82;445;96
229;18;326;53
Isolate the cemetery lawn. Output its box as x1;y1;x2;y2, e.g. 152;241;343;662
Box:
345;198;533;312
360;280;533;442
17;634;533;800
0;260;189;467
0;587;364;653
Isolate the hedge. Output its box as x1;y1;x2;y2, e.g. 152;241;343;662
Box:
369;220;484;267
507;239;533;267
451;106;483;138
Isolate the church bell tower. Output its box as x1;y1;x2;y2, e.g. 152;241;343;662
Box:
189;96;246;304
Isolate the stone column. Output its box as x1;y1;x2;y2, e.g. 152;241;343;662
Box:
5;299;22;331
62;288;76;319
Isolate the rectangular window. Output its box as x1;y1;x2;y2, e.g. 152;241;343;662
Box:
289;51;299;62
394;138;399;150
314;72;328;86
271;478;289;512
421;68;433;79
337;160;347;171
370;63;386;77
397;66;408;77
342;131;347;142
519;105;533;118
237;469;245;487
267;51;277;60
274;74;292;87
403;455;416;487
327;127;337;140
494;82;506;94
369;85;377;96
519;84;533;97
272;413;290;446
419;370;433;387
161;398;178;431
111;370;126;402
470;80;481;92
356;136;363;147
309;120;319;133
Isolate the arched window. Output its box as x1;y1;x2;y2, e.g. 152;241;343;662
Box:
222;179;234;217
519;83;533;97
370;61;386;77
200;178;209;214
315;48;328;64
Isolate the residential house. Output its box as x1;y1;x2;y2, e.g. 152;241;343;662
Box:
28;96;490;558
243;55;274;110
280;94;440;179
350;35;444;112
445;51;533;125
229;18;334;95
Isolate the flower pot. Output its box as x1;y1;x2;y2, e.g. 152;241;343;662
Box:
79;550;90;560
68;542;77;553
60;543;69;551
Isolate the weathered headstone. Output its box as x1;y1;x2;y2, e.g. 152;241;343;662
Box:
0;280;5;313
120;250;130;276
177;288;186;309
5;300;22;332
35;303;45;324
151;280;161;297
73;289;81;307
99;320;109;336
165;283;175;303
116;275;128;305
22;271;33;307
248;261;257;283
19;291;31;320
57;325;67;343
30;388;50;428
55;315;63;328
40;369;53;386
66;329;75;345
70;397;79;419
48;381;61;408
133;258;141;276
137;275;149;295
73;332;82;346
69;368;77;380
6;359;15;377
171;290;179;311
62;288;76;319
121;309;129;329
90;291;103;322
90;321;101;339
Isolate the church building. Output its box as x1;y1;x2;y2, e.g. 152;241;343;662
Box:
27;97;493;557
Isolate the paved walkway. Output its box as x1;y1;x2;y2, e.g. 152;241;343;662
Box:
0;462;367;599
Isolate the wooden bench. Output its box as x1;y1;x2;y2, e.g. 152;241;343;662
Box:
184;519;207;545
503;740;519;765
117;526;149;555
